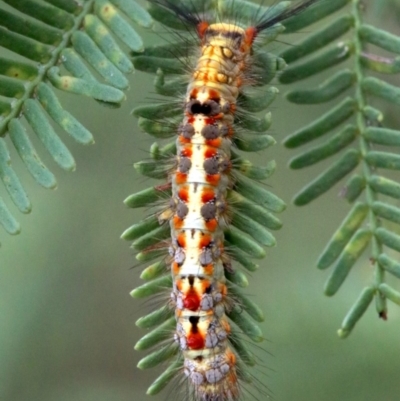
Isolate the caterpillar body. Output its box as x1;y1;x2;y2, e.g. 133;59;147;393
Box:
124;1;319;400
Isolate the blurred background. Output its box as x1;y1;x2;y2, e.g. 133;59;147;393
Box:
1;1;400;401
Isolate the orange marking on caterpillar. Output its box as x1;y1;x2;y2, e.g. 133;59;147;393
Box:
204;148;217;158
175;172;188;184
201;264;213;276
205;219;218;232
181;146;193;158
173;215;184;229
208;89;220;102
176;233;186;248
175;279;183;292
206;174;221;186
201;188;215;203
197;21;209;38
178;187;189;202
245;26;258;47
227;349;237;365
179;135;192;144
201;278;211;290
172;262;180;275
206;138;222;148
199;234;212;249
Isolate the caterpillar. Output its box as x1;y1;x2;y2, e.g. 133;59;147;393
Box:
123;0;320;400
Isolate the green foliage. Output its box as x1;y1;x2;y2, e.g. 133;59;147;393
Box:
0;0;152;241
279;0;400;336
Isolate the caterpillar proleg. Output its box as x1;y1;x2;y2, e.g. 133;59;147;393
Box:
123;0;320;400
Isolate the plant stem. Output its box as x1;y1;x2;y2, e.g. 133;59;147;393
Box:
352;0;386;318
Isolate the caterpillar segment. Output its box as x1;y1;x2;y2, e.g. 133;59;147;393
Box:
124;0;320;400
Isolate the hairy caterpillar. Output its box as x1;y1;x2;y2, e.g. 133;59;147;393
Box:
123;0;320;400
